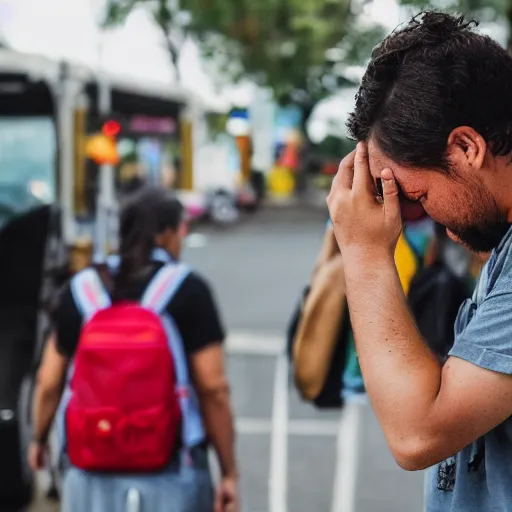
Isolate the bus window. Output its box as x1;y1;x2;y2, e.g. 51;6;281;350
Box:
83;113;181;214
116;136;179;194
0;117;56;228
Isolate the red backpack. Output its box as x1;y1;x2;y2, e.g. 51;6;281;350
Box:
65;265;186;473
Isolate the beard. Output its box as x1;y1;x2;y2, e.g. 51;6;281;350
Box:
441;176;511;254
446;205;510;253
448;222;510;253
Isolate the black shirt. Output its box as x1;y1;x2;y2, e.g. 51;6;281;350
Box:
55;262;225;359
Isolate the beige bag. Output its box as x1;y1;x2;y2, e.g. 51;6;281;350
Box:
293;254;347;400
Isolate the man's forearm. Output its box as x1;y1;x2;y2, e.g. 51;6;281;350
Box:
343;251;442;459
199;390;238;478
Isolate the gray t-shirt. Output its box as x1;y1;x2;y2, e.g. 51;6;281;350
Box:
426;226;512;511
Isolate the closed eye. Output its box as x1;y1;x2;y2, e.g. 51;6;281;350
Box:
407;194;426;203
375;178;424;203
400;190;425;203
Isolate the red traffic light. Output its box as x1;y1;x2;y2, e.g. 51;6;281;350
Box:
102;120;121;137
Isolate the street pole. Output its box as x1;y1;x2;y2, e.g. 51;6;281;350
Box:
56;62;76;246
93;34;116;262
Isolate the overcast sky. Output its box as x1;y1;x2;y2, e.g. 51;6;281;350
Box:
0;0;406;105
0;0;507;139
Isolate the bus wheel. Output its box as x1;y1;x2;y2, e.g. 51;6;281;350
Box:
17;374;34;500
0;375;34;509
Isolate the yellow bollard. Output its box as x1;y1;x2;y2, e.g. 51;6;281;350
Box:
268;165;295;198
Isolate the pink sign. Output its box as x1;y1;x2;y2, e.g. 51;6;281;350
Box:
129;116;176;134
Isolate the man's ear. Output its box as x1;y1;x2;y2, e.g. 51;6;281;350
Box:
446;126;487;172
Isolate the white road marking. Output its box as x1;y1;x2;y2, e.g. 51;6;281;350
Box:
331;403;362;512
268;354;289;512
237;418;339;436
288;419;339;437
236;418;271;435
226;332;285;355
185;233;208;248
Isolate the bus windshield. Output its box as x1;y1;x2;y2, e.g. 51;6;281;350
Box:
0;117;56;228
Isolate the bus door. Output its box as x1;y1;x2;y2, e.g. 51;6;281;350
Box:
0;67;64;507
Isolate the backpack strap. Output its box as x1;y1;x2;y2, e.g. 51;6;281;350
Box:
71;268;111;321
141;263;205;452
141;262;191;314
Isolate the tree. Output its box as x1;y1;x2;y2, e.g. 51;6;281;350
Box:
105;0;190;80
397;0;512;51
186;0;352;95
104;0;386;104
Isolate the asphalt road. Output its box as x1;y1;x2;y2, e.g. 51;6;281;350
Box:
30;205;425;512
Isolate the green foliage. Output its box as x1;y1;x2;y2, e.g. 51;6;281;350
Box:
105;0;183;65
339;23;388;65
104;0;147;26
104;0;386;102
399;0;508;16
205;112;228;139
397;0;511;48
184;0;350;93
316;134;356;159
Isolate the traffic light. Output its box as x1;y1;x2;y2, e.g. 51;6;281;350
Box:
85;118;121;166
101;119;121;138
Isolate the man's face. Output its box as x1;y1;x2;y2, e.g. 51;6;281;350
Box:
368;138;509;253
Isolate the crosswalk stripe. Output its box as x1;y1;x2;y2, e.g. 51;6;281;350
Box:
269;354;289;512
331;403;362;512
237;418;339;436
185;233;208;248
226;331;285;355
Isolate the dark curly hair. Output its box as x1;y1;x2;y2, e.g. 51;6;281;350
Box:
348;11;512;171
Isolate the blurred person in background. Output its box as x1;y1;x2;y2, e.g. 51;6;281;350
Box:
327;12;512;512
294;210;434;403
29;188;239;512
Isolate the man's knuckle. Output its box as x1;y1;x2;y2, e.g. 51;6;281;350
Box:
339;152;355;168
327;197;338;211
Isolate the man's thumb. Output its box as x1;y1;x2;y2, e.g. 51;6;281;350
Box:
380;168;400;217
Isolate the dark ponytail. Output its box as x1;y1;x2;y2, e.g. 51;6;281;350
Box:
112;186;184;302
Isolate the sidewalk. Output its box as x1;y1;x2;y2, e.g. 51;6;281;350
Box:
351;402;425;512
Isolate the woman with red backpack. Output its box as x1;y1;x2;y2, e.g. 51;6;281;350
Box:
29;187;239;512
